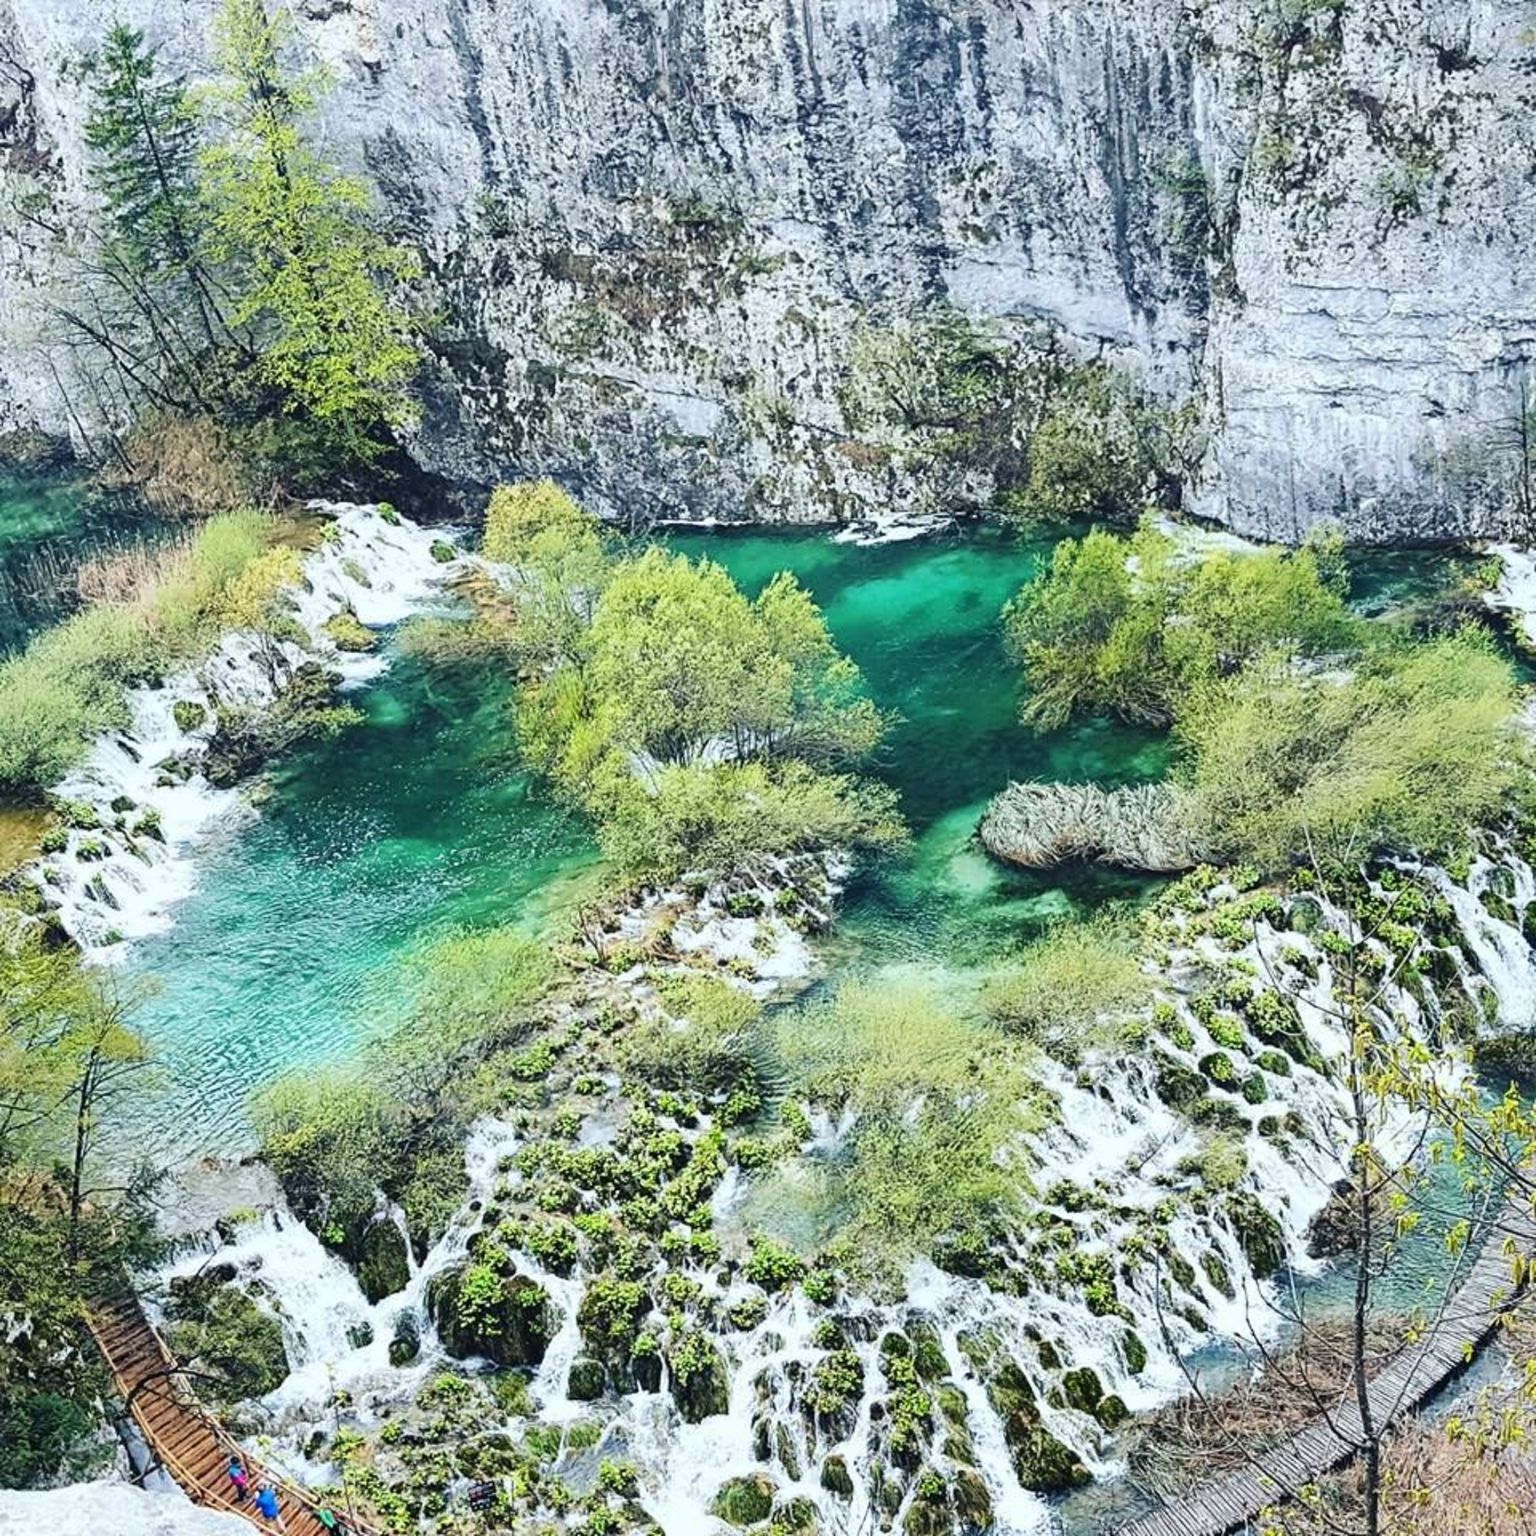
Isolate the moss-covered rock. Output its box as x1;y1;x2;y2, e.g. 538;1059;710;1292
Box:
820;1455;854;1499
1226;1192;1287;1278
356;1217;410;1304
389;1308;421;1367
165;1274;289;1402
1121;1330;1148;1375
427;1261;554;1367
323;609;378;653
712;1473;775;1526
1154;1053;1207;1113
172;699;206;734
905;1318;948;1381
1060;1367;1103;1416
1095;1392;1129;1430
983;1359;1089;1493
567;1357;606;1401
773;1495;818;1533
670;1332;729;1423
577;1272;651;1360
953;1467;993;1532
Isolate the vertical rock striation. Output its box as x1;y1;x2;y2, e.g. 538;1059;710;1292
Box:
1;0;1533;540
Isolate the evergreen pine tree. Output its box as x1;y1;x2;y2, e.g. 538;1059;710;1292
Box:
82;26;244;403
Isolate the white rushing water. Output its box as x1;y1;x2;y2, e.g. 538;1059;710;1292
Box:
25;503;463;958
145;839;1536;1536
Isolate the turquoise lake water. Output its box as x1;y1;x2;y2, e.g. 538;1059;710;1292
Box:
0;474;1485;1161
0;469;162;656
121;524;1170;1157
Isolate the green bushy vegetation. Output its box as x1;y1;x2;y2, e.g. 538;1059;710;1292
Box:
475;481;904;884
255;923;556;1258
0;915;155;1486
1178;628;1524;869
983;919;1153;1052
1006;522;1358;730
773;980;1048;1263
0;510;285;795
1004;521;1524;872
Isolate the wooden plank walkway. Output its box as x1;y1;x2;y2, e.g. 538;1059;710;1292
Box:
87;1280;368;1536
1114;1198;1536;1536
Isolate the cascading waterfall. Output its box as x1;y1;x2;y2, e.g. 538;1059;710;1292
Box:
24;503;462;957
148;837;1536;1536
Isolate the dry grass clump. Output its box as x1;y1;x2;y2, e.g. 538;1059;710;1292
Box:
104;413;258;520
1128;1316;1409;1500
979;779;1208;873
76;530;197;605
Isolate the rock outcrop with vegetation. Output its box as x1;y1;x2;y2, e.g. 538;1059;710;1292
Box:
3;1;1534;539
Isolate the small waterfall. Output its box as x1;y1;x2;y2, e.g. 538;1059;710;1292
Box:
1429;856;1536;1030
25;503;463;959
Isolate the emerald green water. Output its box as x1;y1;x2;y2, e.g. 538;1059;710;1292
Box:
0;471;161;656
125;657;597;1156
124;526;1168;1158
115;524;1491;1160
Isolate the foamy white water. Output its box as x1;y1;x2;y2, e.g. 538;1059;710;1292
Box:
26;504;463;958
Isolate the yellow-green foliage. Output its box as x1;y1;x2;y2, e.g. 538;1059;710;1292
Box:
323;610;376;653
483;480;600;567
202;0;420;445
621;976;764;1097
591;759;904;882
1006;524;1357;729
774;978;1045;1257
0;510;283;794
1179;628;1523;869
983;919;1152;1047
487;491;900;883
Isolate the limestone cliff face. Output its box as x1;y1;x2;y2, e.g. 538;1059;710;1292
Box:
0;0;1532;541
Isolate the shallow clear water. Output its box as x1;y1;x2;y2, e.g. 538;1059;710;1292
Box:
123;651;597;1158
122;524;1166;1157
0;470;162;656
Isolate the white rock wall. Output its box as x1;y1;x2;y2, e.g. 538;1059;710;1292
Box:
1;0;1533;540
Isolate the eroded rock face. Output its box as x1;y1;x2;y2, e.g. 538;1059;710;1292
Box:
1;0;1533;541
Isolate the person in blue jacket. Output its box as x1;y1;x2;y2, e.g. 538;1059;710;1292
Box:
253;1484;287;1529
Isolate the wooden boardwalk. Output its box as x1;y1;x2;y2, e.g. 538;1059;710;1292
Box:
1114;1200;1536;1536
87;1281;366;1536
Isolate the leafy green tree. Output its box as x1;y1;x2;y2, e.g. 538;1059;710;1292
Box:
501;518;896;881
482;480;609;667
1006;524;1358;729
202;0;420;449
1178;629;1523;870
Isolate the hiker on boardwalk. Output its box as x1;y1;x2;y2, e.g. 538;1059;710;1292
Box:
254;1484;288;1531
225;1456;249;1502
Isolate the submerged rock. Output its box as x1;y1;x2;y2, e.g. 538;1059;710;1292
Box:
389;1308;422;1367
980;781;1208;874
